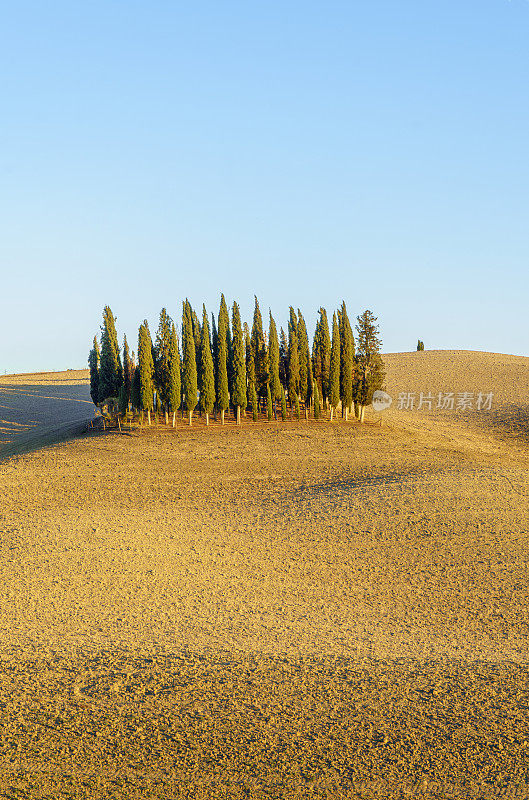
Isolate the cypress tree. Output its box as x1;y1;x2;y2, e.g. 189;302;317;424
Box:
131;365;141;411
251;383;258;421
287;307;299;409
99;306;123;401
314;380;321;420
155;308;173;418
339;302;354;421
123;335;133;408
182;301;198;425
138;321;155;423
280;385;287;421
354;310;386;423
217;295;230;424
168;323;181;426
294;392;300;420
279;327;288;390
211;313;218;419
297;310;311;418
251;296;268;398
268;312;281;413
312;308;331;408
266;384;273;421
199;305;215;425
417;339;425;351
88;336;100;406
329;312;341;421
231;302;246;425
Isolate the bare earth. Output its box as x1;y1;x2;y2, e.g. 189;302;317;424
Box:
0;352;528;798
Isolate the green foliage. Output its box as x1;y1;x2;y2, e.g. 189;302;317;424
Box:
131;366;141;410
288;307;299;404
138;321;155;411
279;327;288;390
297;310;310;407
314;380;321;419
167;323;181;413
280;385;287;421
251;383;258;421
354;310;386;407
329;312;341;413
217;295;230;414
182;300;198;416
231;302;247;412
268;312;281;401
266;384;273;421
294;392;300;420
199;305;215;417
154;308;173;411
118;383;128;415
339;301;354;413
123;335;133;405
417;339;425;351
88;336;100;406
313;308;331;404
251;296;269;396
99;306;123;401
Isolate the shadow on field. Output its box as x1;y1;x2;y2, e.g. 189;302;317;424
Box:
467;403;529;447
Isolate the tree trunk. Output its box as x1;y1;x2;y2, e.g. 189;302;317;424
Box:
189;410;193;426
206;412;209;426
172;411;176;428
165;411;168;425
344;406;348;421
330;407;334;422
221;409;225;425
236;405;241;425
147;409;151;426
360;405;365;423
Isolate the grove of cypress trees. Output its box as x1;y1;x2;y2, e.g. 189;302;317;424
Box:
231;301;246;425
329;312;341;421
199;305;215;425
339;301;354;421
168;323;181;426
182;300;198;425
88;336;100;406
287;307;299;409
268;312;281;415
99;306;123;401
217;295;230;424
138;321;155;423
354;309;386;423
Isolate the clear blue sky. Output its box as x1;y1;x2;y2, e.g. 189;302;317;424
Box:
2;0;528;373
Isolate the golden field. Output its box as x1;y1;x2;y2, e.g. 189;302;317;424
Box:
0;351;528;798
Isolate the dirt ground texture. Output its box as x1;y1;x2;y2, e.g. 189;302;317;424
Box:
0;352;528;798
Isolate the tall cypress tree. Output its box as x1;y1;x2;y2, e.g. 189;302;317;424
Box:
217;295;230;424
131;365;141;411
88;336;100;406
297;310;311;417
155;308;173;417
123;335;133;407
287;307;300;408
199;305;215;425
314;380;321;420
251;296;268;398
280;385;287;421
168;323;181;425
354;309;386;423
268;312;281;417
339;302;354;420
329;312;341;421
211;312;218;418
266;384;273;421
231;301;246;425
99;306;123;401
182;301;198;425
279;327;288;390
138;321;155;423
312;308;331;408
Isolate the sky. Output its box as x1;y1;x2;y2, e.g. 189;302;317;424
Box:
1;0;528;373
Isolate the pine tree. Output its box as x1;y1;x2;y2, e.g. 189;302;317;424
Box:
268;312;281;412
199;305;215;425
123;335;133;408
329;312;341;421
168;323;181;425
339;302;354;421
355;310;386;423
287;307;299;408
217;295;230;424
138;321;155;423
155;308;173;419
99;306;123;401
314;380;321;419
231;302;246;425
88;336;100;406
280;385;287;421
266;384;273;421
182;301;198;425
